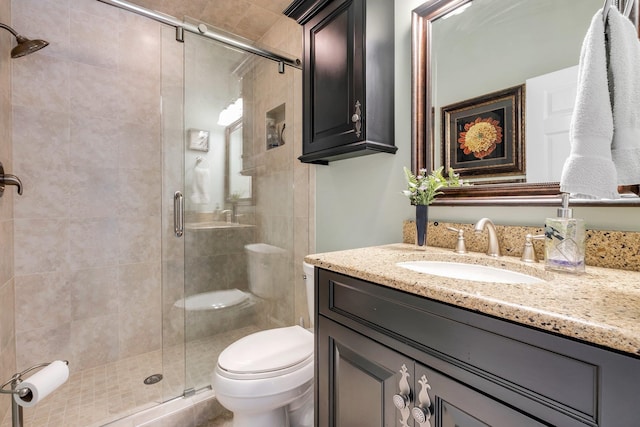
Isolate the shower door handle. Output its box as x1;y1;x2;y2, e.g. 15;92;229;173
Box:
174;191;184;237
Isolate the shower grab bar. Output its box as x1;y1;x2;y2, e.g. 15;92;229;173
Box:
96;0;301;70
174;191;184;238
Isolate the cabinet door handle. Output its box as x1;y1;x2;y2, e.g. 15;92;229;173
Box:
411;406;432;424
392;393;411;410
395;364;412;426
411;374;433;424
174;191;184;237
352;100;362;137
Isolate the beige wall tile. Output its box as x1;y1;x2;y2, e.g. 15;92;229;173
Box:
118;216;162;264
0;279;15;351
15;322;71;372
15;272;70;333
70;9;118;68
13;105;70;219
68;218;119;270
118;122;162;171
12;54;69;112
70;62;121;119
118;168;162;217
69;267;118;320
118;262;162;357
69;114;119;169
69;167;119;218
0;327;16;422
0;220;13;288
14;219;68;275
117;69;161;124
70;313;119;370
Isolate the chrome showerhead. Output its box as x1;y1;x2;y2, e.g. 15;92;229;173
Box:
0;23;48;58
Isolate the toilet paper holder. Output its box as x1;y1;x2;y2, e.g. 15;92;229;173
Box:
0;360;69;427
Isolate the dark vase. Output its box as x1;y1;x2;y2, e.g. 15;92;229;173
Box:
415;205;428;246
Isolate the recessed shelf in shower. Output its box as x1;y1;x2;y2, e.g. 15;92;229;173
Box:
266;104;286;150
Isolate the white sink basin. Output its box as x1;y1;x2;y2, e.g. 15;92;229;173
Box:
396;261;545;284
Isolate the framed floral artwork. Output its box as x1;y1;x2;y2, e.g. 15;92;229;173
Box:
442;85;524;181
188;129;210;152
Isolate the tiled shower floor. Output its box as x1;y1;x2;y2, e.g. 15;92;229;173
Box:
1;326;258;427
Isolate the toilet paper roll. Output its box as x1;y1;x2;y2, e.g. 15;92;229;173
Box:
14;360;69;408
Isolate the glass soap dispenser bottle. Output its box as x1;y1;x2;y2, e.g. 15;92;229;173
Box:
544;193;585;274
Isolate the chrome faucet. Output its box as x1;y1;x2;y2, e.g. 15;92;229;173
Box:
474;218;501;257
220;209;233;223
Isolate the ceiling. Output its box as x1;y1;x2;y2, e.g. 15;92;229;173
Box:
127;0;295;42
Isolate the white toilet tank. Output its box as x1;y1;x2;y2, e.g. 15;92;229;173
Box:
302;262;315;328
245;243;286;299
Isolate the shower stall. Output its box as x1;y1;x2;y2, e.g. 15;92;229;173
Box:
5;1;308;426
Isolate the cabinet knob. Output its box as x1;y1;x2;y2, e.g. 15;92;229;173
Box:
411;405;432;424
392;393;411;410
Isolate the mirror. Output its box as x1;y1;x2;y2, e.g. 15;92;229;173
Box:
412;0;640;204
225;119;253;203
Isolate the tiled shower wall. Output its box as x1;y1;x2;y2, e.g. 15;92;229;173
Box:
4;1;312;416
245;17;312;328
0;0;16;423
10;1;163;373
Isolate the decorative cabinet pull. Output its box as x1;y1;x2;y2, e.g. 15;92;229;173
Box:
411;374;433;424
392;393;411;410
352;100;362;137
411;406;431;424
395;364;412;427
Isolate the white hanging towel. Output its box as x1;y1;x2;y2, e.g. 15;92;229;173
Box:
191;165;210;204
608;6;640;186
560;6;640;199
560;8;617;199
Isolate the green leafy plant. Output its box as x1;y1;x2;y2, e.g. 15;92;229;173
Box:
403;166;463;205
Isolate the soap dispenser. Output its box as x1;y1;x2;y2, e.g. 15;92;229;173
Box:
544;193;585;273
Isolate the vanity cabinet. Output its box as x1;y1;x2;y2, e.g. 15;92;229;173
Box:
315;268;640;426
284;0;396;164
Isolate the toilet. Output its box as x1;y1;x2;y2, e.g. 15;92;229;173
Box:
212;260;315;427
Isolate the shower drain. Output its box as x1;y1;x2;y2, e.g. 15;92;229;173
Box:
144;374;163;385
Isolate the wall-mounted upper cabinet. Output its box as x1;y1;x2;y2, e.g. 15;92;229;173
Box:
285;0;396;164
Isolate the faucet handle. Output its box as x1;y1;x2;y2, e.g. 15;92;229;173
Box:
447;227;467;254
521;234;545;263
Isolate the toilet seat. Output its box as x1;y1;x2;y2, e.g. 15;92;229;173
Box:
173;289;251;311
217;326;313;380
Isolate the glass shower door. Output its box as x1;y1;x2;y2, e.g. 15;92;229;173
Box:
178;31;299;393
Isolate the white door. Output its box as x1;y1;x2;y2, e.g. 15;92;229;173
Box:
525;65;578;183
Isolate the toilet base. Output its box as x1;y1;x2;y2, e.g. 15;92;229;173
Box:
231;408;287;427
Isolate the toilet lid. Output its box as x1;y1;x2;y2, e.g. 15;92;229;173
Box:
174;289;249;311
218;326;313;374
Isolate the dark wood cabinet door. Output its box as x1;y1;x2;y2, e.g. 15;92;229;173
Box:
413;364;547;427
318;316;416;427
287;0;396;163
304;0;363;155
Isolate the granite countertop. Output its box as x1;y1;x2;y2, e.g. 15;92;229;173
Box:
305;243;640;357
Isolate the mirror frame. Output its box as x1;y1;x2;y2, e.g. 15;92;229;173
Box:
411;0;640;206
224;118;254;205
